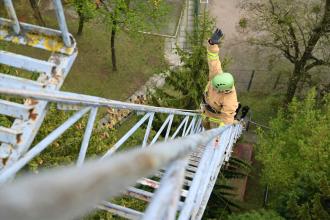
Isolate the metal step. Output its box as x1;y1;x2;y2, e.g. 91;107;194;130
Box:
99;201;143;220
138;178;188;197
155;170;195;180
0;126;22;145
125;187;185;209
0;100;34;121
0;73;45;90
125;187;153;202
0;51;55;75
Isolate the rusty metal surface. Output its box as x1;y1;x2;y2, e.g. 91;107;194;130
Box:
0;18;76;55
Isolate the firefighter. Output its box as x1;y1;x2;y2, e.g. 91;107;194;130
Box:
201;28;239;129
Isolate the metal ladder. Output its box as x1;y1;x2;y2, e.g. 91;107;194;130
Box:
0;0;77;170
0;88;243;220
0;1;243;219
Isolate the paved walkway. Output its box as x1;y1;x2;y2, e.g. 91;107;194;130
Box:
208;0;269;92
165;0;195;66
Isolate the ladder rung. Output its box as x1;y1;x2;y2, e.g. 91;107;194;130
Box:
0;51;55;75
125;187;154;202
186;165;198;172
138;178;188;197
125;187;185;210
0;100;33;120
155;170;195;180
189;152;203;158
0;73;45;90
188;160;199;167
189;155;201;163
99;201;143;220
125;187;153;202
0;126;22;145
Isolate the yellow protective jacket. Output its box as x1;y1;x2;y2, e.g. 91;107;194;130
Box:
203;44;238;125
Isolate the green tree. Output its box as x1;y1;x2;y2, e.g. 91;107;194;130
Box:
241;0;330;103
70;0;97;36
149;14;214;110
256;89;330;219
100;0;168;71
204;157;251;217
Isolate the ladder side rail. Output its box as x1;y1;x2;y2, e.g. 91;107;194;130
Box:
178;130;224;220
143;159;187;220
191;127;235;219
0;87;198;116
0;128;228;220
195;125;243;220
178;125;241;220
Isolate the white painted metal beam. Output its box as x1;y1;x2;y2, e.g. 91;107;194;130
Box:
0;73;45;90
0;100;33;121
0;51;55;75
0;126;21;145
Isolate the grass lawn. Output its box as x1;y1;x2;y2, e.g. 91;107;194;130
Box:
63;21;167;100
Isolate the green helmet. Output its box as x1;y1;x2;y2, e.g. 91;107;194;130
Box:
211;72;234;92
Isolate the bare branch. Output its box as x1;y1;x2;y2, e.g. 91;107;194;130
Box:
305;57;330;71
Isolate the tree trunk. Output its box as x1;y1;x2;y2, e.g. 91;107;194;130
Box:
77;13;85;36
285;66;302;103
111;19;118;72
273;72;282;90
29;0;46;26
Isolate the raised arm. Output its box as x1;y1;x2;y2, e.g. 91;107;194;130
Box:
207;28;224;80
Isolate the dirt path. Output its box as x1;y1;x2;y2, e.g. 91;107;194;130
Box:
208;0;268;92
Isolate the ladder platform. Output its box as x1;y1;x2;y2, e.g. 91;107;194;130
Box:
0;18;76;55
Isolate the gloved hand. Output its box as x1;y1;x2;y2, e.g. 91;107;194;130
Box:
209;28;223;45
233;119;240;125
